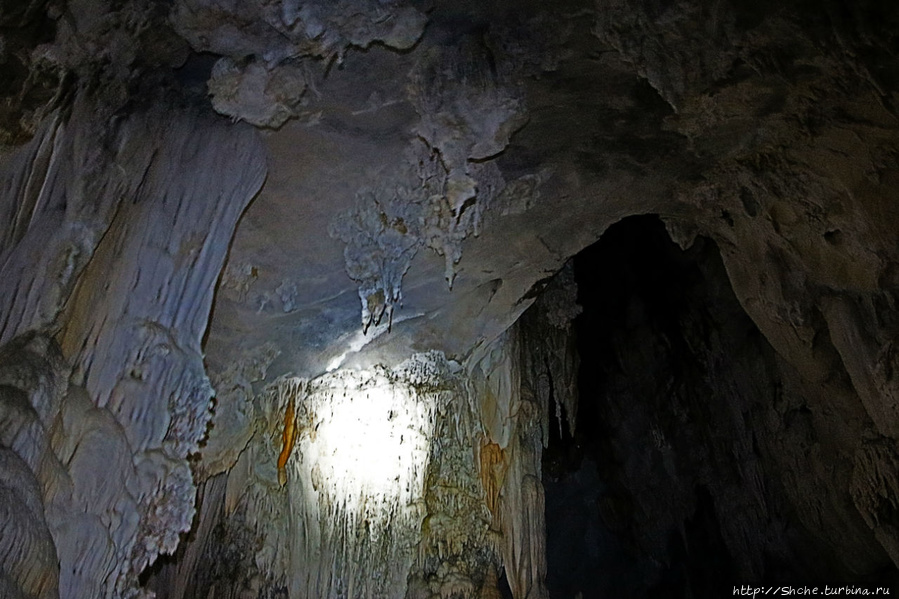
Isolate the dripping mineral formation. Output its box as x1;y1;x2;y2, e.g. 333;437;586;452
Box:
1;0;899;597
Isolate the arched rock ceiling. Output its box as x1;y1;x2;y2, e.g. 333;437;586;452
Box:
188;0;899;403
202;11;678;380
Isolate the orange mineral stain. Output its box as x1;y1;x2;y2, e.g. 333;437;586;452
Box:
277;400;297;487
479;440;507;520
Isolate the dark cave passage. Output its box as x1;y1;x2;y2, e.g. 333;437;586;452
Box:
537;215;896;598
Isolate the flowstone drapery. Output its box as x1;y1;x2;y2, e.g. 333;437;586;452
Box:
0;94;266;598
213;353;463;599
170;326;569;599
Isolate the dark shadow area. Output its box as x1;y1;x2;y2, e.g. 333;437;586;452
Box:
498;567;515;599
538;214;899;598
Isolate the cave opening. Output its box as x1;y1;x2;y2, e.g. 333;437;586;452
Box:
537;214;802;598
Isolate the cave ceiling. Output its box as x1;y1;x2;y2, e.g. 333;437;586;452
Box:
203;1;678;381
2;0;896;388
194;0;899;399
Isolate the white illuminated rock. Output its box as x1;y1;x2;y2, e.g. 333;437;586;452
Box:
296;367;436;523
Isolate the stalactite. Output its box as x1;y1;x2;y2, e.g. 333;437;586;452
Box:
498;393;548;599
156;302;567;599
523;262;581;439
470;326;550;599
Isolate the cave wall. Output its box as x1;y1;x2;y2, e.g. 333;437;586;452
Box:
0;0;897;597
0;95;266;597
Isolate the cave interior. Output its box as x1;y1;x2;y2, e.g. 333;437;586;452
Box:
1;0;899;597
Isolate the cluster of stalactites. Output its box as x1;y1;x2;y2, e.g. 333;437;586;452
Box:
331;30;528;334
218;324;567;599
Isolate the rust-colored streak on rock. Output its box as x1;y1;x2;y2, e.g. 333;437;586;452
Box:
277;400;297;487
479;440;507;520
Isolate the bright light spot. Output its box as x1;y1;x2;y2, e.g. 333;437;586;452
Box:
296;368;435;522
274;354;453;598
315;379;426;498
